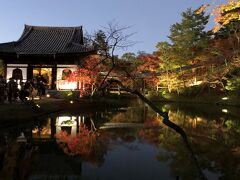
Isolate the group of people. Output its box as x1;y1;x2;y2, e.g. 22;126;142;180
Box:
0;75;47;103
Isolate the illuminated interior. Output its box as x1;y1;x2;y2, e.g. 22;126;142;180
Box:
33;68;52;89
56;66;79;90
56;80;78;90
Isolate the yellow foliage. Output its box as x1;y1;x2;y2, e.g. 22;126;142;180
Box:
213;0;240;32
196;1;240;33
195;4;210;14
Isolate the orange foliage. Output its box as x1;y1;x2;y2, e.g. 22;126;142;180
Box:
195;1;239;32
66;55;104;96
195;4;210;14
137;54;160;72
213;0;239;32
68;55;102;84
137;54;160;87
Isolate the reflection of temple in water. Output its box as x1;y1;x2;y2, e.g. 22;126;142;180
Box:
18;115;89;179
28;115;89;141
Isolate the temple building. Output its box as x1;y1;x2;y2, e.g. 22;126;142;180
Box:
0;25;95;90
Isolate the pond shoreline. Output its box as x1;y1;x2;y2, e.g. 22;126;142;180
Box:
152;98;240;107
0;97;130;128
0;95;239;128
148;93;240;107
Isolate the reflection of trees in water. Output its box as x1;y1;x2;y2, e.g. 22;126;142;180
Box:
138;116;206;179
56;123;108;167
2;102;240;179
140;107;240;180
55;123;141;166
123;92;207;179
102;105;152;124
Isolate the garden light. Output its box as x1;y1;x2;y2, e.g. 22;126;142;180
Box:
222;109;228;113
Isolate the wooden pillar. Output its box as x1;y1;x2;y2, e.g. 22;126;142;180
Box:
27;64;33;80
51;118;56;139
3;61;7;78
51;65;57;89
76;119;79;133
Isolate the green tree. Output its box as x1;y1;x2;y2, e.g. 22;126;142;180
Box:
93;30;109;56
156;41;177;70
121;52;136;62
169;7;210;65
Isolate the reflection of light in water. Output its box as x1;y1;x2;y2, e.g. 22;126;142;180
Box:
222;109;228;113
32;127;51;137
17;132;27;142
222;97;228;100
56;116;85;137
57;116;75;125
196;117;203;122
32;118;52;138
32;128;38;133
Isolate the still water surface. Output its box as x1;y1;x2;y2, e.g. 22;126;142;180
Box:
0;101;240;180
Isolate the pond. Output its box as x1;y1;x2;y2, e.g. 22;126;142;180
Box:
0;100;240;180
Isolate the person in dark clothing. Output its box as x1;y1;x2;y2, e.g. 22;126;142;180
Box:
12;67;23;81
19;82;30;102
7;77;18;103
37;75;47;97
0;75;6;103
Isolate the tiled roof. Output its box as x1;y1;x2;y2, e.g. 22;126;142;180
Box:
0;42;15;53
0;25;94;55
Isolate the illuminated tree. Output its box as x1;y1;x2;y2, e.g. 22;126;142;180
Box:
136;54;160;89
67;55;106;96
212;0;240;33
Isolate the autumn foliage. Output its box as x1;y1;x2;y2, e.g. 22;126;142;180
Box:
56;123;97;157
137;54;160;87
138;118;162;145
212;0;240;32
196;1;240;32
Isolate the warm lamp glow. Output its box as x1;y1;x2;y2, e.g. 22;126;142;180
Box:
70;100;74;104
222;97;228;100
196;117;203;122
222;109;228;113
46;94;50;97
57;80;78;90
189;80;202;86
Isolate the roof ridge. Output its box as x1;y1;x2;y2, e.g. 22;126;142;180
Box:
0;24;94;55
25;24;82;30
14;25;33;46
